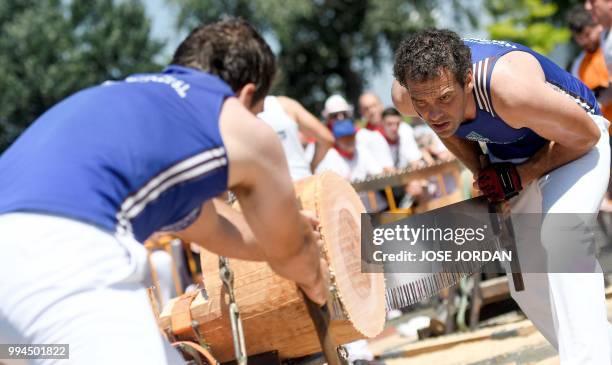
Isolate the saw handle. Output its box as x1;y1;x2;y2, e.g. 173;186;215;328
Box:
301;290;349;365
480;155;525;292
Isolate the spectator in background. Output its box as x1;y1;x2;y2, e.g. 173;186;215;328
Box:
380;107;428;208
359;91;385;132
315;119;383;181
410;116;453;163
585;0;612;211
380;107;423;169
258;95;334;180
322;94;353;126
323;94;395;170
568;4;609;95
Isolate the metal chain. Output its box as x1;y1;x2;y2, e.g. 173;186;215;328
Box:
219;256;247;365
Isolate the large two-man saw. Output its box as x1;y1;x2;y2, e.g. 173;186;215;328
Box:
376;196;524;311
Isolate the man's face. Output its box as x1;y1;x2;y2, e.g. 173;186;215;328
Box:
586;0;612;28
573;24;603;53
326;111;350;126
336;135;356;154
404;69;471;138
382;115;401;141
359;94;384;125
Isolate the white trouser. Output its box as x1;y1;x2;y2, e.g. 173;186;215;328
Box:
0;213;185;365
496;115;611;365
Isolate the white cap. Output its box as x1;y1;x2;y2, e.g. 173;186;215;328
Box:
322;94;353;117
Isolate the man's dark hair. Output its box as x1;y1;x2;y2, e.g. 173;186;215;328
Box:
172;17;276;104
566;4;596;34
382;107;401;118
393;28;472;88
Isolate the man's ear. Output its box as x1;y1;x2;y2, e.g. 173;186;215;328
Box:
464;70;474;93
235;83;257;109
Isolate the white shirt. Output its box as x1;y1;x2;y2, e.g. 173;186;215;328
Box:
355;129;394;168
315;147;383;182
258;96;312;180
392;123;423;169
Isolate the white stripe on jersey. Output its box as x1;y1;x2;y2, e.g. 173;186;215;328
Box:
116;147;227;233
473;58;495;117
482;58;495;117
472;63;485;110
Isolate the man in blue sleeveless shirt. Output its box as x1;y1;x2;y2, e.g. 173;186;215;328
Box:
392;29;611;364
0;19;327;364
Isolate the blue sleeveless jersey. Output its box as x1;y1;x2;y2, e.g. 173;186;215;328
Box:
0;65;234;242
456;39;601;160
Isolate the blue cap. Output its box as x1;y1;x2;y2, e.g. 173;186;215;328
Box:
332;119;357;138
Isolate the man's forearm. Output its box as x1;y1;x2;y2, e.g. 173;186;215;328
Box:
440;136;482;174
517;141;592;186
310;141;332;172
175;199;266;261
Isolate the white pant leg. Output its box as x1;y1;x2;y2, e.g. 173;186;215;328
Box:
506;115;611;365
0;213;185;365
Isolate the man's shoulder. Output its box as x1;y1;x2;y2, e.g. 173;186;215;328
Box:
490;52;543;100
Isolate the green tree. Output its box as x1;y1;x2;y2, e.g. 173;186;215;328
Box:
0;0;163;151
485;0;573;55
170;0;442;113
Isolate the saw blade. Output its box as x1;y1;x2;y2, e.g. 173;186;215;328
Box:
351;159;461;192
379;196;519;310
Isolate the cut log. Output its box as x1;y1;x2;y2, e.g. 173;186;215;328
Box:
159;172;386;362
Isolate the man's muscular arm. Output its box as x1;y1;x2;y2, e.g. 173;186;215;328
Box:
175;198;265;261
178;97;327;305
490;52;601;186
437;135;483;174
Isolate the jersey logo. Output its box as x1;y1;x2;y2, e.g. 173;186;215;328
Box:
124;74;191;98
465;131;491;142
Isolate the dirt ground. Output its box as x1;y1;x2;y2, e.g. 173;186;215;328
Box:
367;292;612;365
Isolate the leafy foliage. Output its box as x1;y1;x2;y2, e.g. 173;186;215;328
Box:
485;0;574;54
0;0;163;151
170;0;444;113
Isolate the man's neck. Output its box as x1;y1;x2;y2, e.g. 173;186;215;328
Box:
463;91;478;122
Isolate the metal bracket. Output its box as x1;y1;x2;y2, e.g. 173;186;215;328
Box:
219;256;248;365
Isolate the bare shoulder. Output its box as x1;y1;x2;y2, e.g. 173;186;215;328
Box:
276;95;298;108
391;80;417;117
276;95;301;118
490;51;545;99
219;97;285;189
489;51;546;127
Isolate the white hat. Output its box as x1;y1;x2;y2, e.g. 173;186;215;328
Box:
323;94;353;117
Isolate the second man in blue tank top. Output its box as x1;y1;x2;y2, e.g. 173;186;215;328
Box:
392;29;611;364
